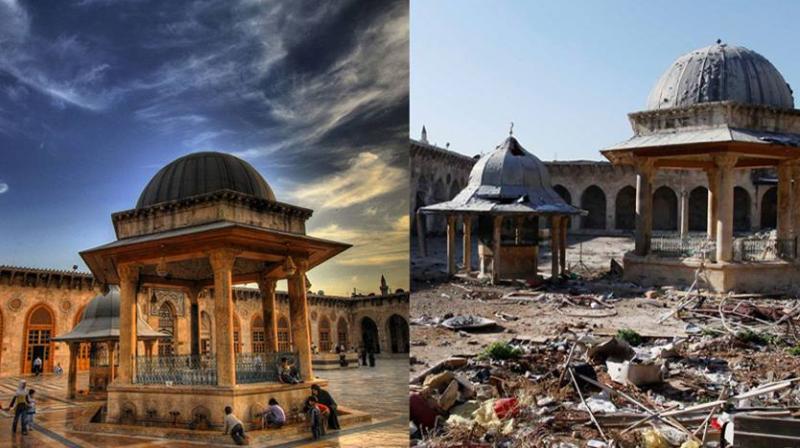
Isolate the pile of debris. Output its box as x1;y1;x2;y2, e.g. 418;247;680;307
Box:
410;318;800;447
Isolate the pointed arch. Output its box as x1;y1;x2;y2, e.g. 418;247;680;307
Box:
157;301;176;357
233;314;242;354
688;187;708;231
277;315;291;352
23;304;55;374
615;186;636;230
653;186;678;231
580;185;607;229
251;314;265;354
318;317;332;352
200;310;213;356
337;317;349;349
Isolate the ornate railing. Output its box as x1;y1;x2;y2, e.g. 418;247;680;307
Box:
650;234;716;261
136;355;217;385
236;352;299;384
735;238;796;261
134;351;300;386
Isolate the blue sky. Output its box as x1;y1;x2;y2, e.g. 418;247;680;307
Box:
0;0;409;296
411;0;800;160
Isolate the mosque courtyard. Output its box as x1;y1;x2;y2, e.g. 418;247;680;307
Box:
0;358;408;448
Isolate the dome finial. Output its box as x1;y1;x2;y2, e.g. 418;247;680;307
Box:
509;121;514;136
716;38;722;45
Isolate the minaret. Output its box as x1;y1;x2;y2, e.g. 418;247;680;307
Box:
380;275;389;296
420;125;428;144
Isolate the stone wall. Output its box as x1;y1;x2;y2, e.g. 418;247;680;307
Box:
0;266;408;377
411;138;778;235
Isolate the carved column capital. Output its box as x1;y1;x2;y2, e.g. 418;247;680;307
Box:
633;157;655;177
257;274;277;293
291;258;309;279
208;249;238;273
714;154;738;170
117;263;140;284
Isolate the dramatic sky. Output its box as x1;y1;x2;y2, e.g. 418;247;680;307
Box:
412;0;800;160
0;0;409;296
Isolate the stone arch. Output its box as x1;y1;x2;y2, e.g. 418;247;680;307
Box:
23;303;55;374
688;187;708;231
653;186;678;231
73;305;91;371
200;311;213;356
360;316;380;354
277;315;291;352
318;317;332;352
580;185;607;229
251;314;265;354
760;186;777;229
337;317;349;348
157;301;176;357
386;314;409;354
190;405;211;430
553;185;572;204
120;401;137;425
615;185;636;230
734;186;751;232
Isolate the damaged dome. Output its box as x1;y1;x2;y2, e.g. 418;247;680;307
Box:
646;42;794;111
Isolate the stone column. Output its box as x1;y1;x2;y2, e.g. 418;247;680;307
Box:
462;216;472;273
446;215;457;275
679;189;689;239
559;216;568;275
257;276;279;352
68;342;78;399
209;249;238;387
715;155;738;262
707;167;719;239
777;162;793;242
117;263;139;384
288;259;313;381
492;216;503;284
108;341;116;381
187;287;201;358
550;216;560;280
634;159;654;256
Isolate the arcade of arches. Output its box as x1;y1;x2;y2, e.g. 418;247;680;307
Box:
0;267;409;378
412;138;779;236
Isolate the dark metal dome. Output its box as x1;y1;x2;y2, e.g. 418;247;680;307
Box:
53;286;166;342
136;152;276;208
646;43;794;110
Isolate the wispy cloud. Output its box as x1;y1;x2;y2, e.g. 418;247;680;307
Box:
291;151;406;209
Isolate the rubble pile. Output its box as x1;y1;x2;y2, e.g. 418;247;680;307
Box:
410;290;800;447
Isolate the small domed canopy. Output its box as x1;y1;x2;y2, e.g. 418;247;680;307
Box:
421;137;584;215
647;43;794;110
136;152;276;208
54;286;167;342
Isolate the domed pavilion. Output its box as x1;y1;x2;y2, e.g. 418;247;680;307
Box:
80;151;350;428
602;42;800;292
53;286;168;398
419;135;585;283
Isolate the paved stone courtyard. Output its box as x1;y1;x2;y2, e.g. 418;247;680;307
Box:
0;358;408;447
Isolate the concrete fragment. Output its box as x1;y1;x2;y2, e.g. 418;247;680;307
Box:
607;358;663;387
438;380;459;410
423;371;455;391
587;337;635;363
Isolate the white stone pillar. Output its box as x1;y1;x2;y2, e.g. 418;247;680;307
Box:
492;216;502;284
679;189;689;238
446;215;456;275
778;162;792;241
257;276;279;352
462;216;472;273
715;155;738;262
288;259;313;381
550;216;560;280
634;159;654;256
707;167;719;239
209;249;237;386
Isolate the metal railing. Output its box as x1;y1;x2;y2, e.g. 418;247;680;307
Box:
650;234;716;261
134;351;300;386
735;238;796;261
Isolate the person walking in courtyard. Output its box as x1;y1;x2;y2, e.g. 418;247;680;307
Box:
32;357;42;377
222;406;247;445
359;346;367;366
306;396;324;440
54;362;63;376
8;380;29;435
368;349;376;367
277;357;301;384
23;389;36;432
311;384;340;430
262;398;285;429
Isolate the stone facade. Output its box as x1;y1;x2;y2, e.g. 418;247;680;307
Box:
0;265;408;378
411;136;779;236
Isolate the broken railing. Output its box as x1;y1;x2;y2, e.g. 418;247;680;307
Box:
735;237;796;261
134;351;299;385
650;234;716;261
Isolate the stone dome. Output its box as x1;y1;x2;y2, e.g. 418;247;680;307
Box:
136;152;276;208
469;136;556;200
646;42;794;111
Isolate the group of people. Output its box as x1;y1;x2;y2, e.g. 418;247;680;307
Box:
6;380;36;436
221;384;340;445
359;346;377;367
